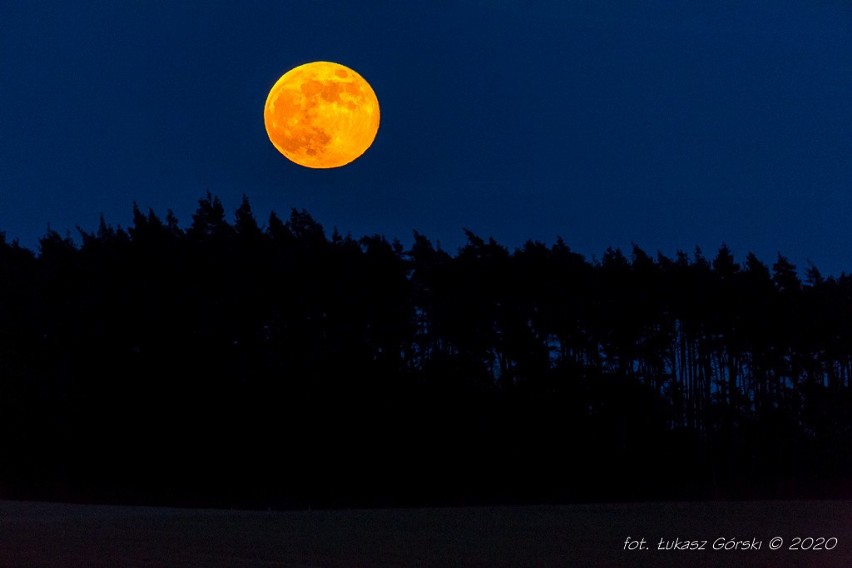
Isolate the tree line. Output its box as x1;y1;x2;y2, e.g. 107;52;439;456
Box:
0;193;849;508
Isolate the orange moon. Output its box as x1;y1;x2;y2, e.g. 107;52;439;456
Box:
264;61;380;169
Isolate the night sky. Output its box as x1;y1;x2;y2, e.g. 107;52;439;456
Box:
2;1;851;275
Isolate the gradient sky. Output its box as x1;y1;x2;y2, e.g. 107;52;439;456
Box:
1;1;851;275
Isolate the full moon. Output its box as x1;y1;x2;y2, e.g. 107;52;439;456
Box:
264;61;380;169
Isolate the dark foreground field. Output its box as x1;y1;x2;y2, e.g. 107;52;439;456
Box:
0;500;850;567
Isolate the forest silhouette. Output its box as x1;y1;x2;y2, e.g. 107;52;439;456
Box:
0;193;850;509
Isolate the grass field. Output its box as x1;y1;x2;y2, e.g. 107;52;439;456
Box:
0;499;850;567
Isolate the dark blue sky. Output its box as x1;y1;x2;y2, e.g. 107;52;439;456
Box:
2;1;851;274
